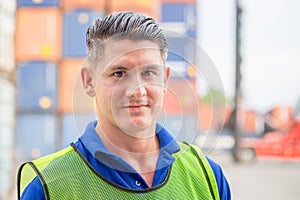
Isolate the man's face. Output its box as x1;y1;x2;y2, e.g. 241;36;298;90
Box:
91;39;169;137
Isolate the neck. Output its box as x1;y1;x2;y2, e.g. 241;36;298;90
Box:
95;121;159;154
95;120;160;186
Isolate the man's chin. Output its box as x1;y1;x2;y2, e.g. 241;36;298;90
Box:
117;118;155;138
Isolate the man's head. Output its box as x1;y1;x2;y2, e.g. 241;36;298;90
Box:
86;12;168;70
82;12;170;136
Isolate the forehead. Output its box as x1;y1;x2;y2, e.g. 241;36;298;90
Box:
101;39;163;67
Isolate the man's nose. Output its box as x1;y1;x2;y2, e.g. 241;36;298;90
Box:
125;74;147;98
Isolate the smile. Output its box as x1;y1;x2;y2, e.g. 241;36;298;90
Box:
124;104;149;112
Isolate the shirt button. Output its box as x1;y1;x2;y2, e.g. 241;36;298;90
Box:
135;180;141;187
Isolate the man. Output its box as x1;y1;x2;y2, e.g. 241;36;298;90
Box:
18;12;231;199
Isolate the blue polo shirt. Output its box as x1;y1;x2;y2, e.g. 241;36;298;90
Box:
20;121;231;199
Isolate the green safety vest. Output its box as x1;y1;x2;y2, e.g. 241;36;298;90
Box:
18;142;219;200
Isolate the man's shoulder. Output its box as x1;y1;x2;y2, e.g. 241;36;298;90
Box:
18;146;75;200
205;157;232;200
31;145;74;168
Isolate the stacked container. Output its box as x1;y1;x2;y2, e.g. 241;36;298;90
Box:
160;0;198;142
16;1;60;162
60;2;104;148
0;1;16;198
15;1;102;161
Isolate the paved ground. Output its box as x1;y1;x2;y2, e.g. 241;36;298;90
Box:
210;151;300;200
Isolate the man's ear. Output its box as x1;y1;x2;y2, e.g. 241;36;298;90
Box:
164;66;171;93
81;67;96;97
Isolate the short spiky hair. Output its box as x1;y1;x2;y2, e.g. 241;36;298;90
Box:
86;12;167;69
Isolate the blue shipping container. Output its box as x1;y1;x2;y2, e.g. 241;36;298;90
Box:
162;3;196;23
162;3;196;38
158;115;198;143
166;36;195;62
16;114;57;161
63;9;104;58
167;61;188;79
17;0;60;7
17;61;57;110
61;113;97;148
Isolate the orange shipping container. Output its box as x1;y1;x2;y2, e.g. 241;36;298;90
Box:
198;103;229;131
61;0;105;10
161;0;196;3
198;103;213;131
111;0;161;21
15;8;62;62
59;59;94;112
163;79;198;115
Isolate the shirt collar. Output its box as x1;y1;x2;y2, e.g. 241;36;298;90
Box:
79;121;111;157
79;121;180;157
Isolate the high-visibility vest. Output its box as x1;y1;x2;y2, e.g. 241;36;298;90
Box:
18;142;219;200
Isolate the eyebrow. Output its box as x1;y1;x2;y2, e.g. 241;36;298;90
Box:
109;64;162;71
141;64;162;70
109;65;128;71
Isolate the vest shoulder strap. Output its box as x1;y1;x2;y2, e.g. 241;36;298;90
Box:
176;141;220;200
17;146;73;199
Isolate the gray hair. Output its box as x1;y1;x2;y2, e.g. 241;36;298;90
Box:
86;12;168;69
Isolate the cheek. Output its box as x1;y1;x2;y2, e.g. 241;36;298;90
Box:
95;83;114;107
110;85;125;102
148;85;164;101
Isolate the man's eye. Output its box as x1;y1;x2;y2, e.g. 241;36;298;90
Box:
141;71;154;76
113;71;127;78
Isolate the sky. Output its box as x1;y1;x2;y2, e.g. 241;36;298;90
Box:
197;0;300;113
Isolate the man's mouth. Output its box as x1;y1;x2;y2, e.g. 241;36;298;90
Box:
128;104;148;107
124;104;149;111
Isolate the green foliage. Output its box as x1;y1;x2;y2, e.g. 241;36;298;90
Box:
201;88;230;106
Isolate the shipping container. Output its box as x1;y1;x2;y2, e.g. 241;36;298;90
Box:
198;103;229;132
158;115;198;142
166;36;195;62
15;8;62;61
163;78;198;115
0;79;15;111
63;9;103;58
168;62;197;79
0;170;10;200
0;118;15;184
0;33;15;71
167;61;188;78
17;0;59;7
0;104;15;133
161;0;196;3
61;0;105;10
161;3;196;37
59;59;94;112
0;0;16;13
16;114;57;161
0;79;15;199
17;61;57;110
110;0;161;21
198;103;213;131
0;6;15;71
0;2;16;199
167;37;186;61
61;112;97;147
162;3;196;22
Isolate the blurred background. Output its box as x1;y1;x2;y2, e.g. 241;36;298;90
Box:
0;0;299;199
